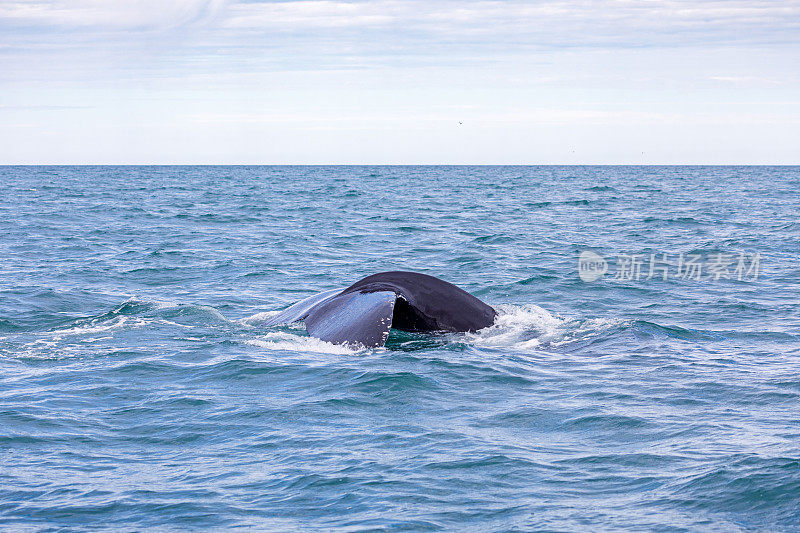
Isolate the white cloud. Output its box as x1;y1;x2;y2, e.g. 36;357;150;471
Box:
0;0;226;30
223;1;393;29
3;0;800;45
216;0;800;46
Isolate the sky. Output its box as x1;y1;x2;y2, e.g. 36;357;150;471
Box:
0;0;798;164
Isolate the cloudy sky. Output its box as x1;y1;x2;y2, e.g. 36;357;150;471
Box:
1;0;798;163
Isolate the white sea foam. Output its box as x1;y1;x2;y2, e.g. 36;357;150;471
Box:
245;331;364;355
159;319;196;329
84;336;113;343
50;316;130;337
13;306;227;361
245;303;624;354
466;304;624;351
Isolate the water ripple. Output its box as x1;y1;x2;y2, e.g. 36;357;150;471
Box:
0;165;798;530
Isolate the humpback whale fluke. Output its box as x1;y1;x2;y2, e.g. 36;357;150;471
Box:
263;271;497;348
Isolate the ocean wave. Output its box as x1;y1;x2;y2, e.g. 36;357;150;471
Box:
2;298;239;360
666;455;800;524
239;310;281;326
48;316;132;337
245;331;364;355
241;301;627;355
465;304;625;352
3;296;749;362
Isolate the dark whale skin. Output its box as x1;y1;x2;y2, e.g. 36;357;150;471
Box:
263;271;497;347
341;271;497;333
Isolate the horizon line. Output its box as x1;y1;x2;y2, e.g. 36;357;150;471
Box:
2;162;799;167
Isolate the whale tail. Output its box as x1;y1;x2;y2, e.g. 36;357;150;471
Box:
263;271;497;348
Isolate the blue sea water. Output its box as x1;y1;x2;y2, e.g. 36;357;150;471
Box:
1;165;799;531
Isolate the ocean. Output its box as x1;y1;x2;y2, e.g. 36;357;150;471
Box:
1;165;798;531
